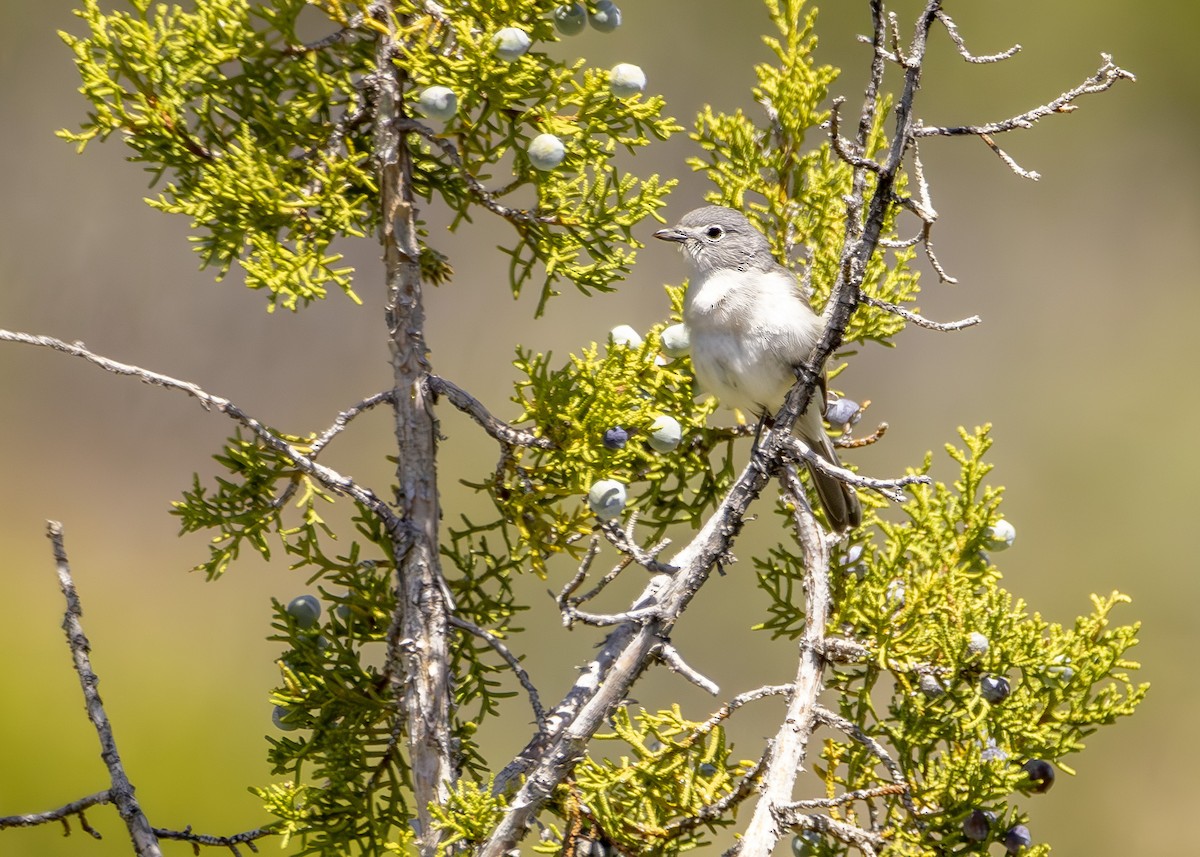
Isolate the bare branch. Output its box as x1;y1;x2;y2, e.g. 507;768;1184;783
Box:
312;390;397;455
449;616;545;727
828;97;882;173
0;330;408;541
781;435;930;503
736;469;832;857
774;812;886;857
374;5;453;850
915;54;1135;140
655;642;720;696
814;706;920;818
935;10;1020;63
598;517;676;573
980;132;1041;180
833;421;889;449
863;295;981;332
0;790;110;835
779;783;908;811
47;522;163;857
153;824;278;855
425;374;553;449
668;748;769;839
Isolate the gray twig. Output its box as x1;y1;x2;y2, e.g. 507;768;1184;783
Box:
0;790;110;836
863;295;981;332
934;10;1020;63
915;54;1135;141
780;435;930;503
47;522;163;857
425;374;553;449
655;642;720;696
0;330;408;544
449;616;545;727
736;469;832;857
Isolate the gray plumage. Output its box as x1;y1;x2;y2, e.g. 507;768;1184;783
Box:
655;205;861;531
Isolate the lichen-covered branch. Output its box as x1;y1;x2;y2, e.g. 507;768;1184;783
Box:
372;3;453;852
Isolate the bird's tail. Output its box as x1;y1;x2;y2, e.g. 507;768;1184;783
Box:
796;408;862;533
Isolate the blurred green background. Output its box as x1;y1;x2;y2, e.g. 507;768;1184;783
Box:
1;1;1194;854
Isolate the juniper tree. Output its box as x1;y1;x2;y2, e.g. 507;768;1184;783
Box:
0;2;1145;857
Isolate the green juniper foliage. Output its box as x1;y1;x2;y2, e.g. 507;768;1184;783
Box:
57;0;1144;855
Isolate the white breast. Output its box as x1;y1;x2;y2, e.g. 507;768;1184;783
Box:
683;267;823;415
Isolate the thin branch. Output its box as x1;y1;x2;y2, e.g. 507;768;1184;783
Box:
863;295;981;332
779;783;908;812
736;469;832;857
425;374;553;449
311;390;397;455
828;98;882;173
0;330;408;542
667;748;769;839
813;706;920;818
833;421;888;449
915;54;1135;139
283;13;368;55
774;812;886;857
598;516;676;573
655;642;720;696
556;535;604;623
980;132;1040;180
396;118;557;226
0;790;111;834
935;10;1020;63
781;435;931;503
47;522;163;857
449;616;545;727
153;825;278;855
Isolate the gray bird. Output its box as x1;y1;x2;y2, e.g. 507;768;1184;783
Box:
654;205;862;531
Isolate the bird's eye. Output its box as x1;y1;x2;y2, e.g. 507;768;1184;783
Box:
705;226;724;240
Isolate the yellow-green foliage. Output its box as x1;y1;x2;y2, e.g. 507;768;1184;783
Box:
756;427;1146;856
537;706;742;855
120;2;1145;855
61;0;680;312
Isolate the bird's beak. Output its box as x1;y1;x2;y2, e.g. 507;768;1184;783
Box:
653;227;689;243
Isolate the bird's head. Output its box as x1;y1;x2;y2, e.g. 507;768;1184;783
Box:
653;205;774;274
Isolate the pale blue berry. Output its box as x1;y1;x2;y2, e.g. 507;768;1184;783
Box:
553;3;587;35
609;63;646;97
493;27;531;61
962;809;994;842
527;133;566;171
966;631;989;657
588;0;622;32
1045;654;1074;685
272;705;302;731
980;674;1010;703
609;324;643;348
417;85;457;121
919;674;944;698
825;397;860;428
981;737;1008;763
647;415;682;452
287;594;321;628
885;579;905;608
659;323;690;357
698;762;718;778
985;518;1016;551
1003;824;1032;853
603;427;629;449
1022;759;1055;793
588;479;627;520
